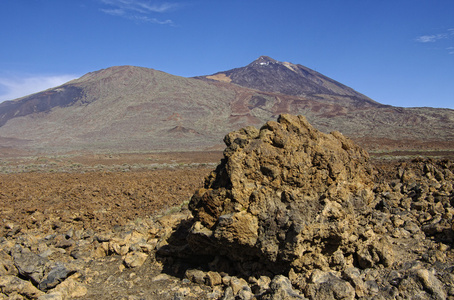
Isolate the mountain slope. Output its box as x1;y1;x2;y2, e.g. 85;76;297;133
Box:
0;66;248;152
197;56;379;107
0;60;453;154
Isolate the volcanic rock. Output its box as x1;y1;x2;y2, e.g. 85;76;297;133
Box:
188;114;375;273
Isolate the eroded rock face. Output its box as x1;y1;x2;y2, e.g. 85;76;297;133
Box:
188;114;376;273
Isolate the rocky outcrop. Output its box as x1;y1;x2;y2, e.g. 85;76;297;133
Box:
188;114;376;273
184;114;454;299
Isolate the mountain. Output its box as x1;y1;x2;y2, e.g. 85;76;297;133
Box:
0;58;453;155
196;56;379;107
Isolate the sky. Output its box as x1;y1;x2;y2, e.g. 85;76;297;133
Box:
0;1;453;109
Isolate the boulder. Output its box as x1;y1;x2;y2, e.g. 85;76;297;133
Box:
11;246;49;285
188;114;375;273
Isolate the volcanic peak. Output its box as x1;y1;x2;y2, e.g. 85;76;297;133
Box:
249;55;279;66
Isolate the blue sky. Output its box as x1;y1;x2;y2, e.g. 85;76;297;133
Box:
1;1;453;109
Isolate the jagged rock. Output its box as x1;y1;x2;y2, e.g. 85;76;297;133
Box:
0;275;45;299
250;275;271;296
237;288;254;300
342;267;366;297
52;235;74;249
38;263;73;291
42;273;87;299
221;286;235;300
305;270;355;300
204;271;222;286
123;251;148;268
173;287;192;300
0;251;17;276
11;246;49;285
228;276;251;296
185;269;206;285
262;275;306;299
416;269;447;300
188;114;375;273
356;237;394;269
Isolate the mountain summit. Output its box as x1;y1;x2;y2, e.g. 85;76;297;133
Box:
199;56;377;105
248;55;279;66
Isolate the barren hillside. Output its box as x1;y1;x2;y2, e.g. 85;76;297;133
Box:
0;57;452;155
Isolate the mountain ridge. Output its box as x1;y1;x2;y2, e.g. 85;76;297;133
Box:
0;57;453;154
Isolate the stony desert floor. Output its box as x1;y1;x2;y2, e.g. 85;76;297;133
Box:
0;152;224;299
0;151;453;299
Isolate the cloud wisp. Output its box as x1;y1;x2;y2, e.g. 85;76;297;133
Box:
99;0;178;25
0;75;78;102
415;28;454;54
415;33;448;43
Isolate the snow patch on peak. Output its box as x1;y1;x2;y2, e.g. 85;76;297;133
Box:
252;56;278;66
283;62;298;72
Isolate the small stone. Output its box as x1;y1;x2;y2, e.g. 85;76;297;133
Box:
0;275;45;299
365;280;379;294
229;277;251;296
93;245;107;258
251;275;271;295
152;273;171;282
306;271;354;300
343;267;366;297
205;271;222;286
51;273;87;299
222;275;232;286
237;288;254;300
95;234;111;243
416;269;447;300
267;275;305;299
221;286;235;300
185;269;206;284
53;235;75;249
207;286;223;299
137;243;154;253
38;292;64;300
123;251;148;268
38;263;73;291
0;251;17;276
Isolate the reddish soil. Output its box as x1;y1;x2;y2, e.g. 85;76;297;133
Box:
0;168;212;234
0;152;225;237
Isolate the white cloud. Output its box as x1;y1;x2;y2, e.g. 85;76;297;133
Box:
99;0;178;24
0;75;78;102
101;8;125;16
415;33;447;43
130;15;173;24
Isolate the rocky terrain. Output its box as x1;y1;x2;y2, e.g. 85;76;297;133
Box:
1;114;453;299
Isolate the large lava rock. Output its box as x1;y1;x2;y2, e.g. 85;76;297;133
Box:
188;114;376;273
